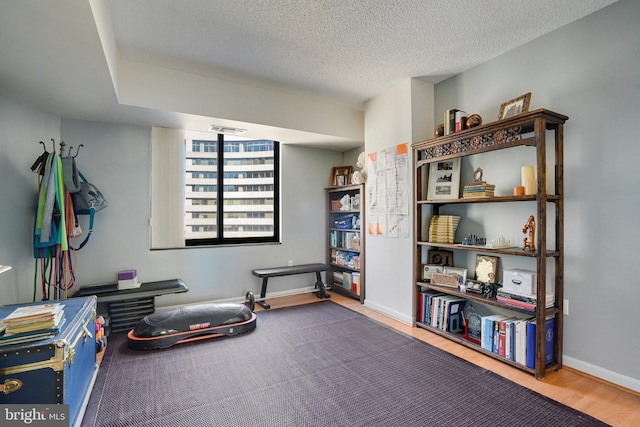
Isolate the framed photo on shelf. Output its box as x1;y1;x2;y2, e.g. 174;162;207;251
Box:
475;255;499;283
498;92;531;120
427;249;453;266
426;159;460;200
444;266;467;286
421;264;444;281
330;166;353;187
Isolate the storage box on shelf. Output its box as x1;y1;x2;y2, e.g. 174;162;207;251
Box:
326;184;365;302
412;109;567;380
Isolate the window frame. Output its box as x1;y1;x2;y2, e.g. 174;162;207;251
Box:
185;134;280;247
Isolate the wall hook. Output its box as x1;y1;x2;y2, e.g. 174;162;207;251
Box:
39;141;47;153
73;144;84;158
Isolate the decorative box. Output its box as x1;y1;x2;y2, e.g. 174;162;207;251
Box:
502;269;536;297
0;296;97;427
118;269;141;290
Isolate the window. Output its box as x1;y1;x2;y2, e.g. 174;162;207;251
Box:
184;133;279;246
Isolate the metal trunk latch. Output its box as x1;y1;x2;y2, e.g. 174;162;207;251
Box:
1;379;23;394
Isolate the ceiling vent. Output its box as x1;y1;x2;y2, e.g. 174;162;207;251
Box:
208;125;247;135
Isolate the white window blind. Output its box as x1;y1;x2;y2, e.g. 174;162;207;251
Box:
150;127;185;248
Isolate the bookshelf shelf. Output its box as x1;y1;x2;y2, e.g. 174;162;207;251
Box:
412;109;567;380
326;184;365;303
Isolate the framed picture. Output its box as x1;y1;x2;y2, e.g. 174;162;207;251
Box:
427;249;453;266
444;266;467;286
421;264;444;281
475;255;499;283
498;92;531;120
330;166;353;187
426;159;460;200
465;279;484;294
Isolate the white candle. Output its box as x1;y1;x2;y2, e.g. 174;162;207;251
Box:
525;178;536;195
521;166;535;187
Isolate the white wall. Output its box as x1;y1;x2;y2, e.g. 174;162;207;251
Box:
433;0;640;391
362;79;433;323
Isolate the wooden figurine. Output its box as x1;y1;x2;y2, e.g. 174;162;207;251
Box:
522;215;535;251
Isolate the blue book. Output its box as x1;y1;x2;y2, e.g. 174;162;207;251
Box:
481;315;505;351
508;320;516;361
526;316;555;369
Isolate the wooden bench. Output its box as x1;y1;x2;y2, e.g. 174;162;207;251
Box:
251;263;331;309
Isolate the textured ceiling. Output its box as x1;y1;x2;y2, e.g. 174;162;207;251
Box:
0;0;619;150
108;0;618;106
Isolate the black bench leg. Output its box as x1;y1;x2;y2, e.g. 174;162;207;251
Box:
258;277;271;309
314;272;331;299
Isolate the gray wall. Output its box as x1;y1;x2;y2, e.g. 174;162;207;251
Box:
433;0;639;390
0;97;61;303
0;106;342;308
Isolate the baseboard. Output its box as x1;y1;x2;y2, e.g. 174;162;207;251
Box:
363;299;413;325
563;356;640;394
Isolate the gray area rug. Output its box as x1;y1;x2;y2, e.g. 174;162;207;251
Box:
82;301;607;427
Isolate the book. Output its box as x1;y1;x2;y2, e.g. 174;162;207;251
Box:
463;184;495;190
514;319;523;364
497;291;555;309
445;298;466;333
1;302;63;324
492;318;501;354
454;111;468;132
437;296;466;332
526;316;555;369
0;317;66;346
508;320;516;360
516;318;533;365
481;314;506;351
498;317;515;358
3;310;64;335
463;192;494;198
497;297;536;311
444;109;458;135
419;290;443;324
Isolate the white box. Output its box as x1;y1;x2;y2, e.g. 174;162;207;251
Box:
118;278;141;290
502;269;536;297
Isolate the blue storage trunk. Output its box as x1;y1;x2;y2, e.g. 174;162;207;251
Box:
0;296;97;427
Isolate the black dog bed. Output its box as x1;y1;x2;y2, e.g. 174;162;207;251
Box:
127;301;256;350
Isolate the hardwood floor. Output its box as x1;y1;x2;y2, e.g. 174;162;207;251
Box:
257;292;640;427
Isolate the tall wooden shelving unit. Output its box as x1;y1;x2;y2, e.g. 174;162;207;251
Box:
326;184;365;303
412;109;567;379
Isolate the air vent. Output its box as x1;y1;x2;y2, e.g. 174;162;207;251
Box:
208;125;247;135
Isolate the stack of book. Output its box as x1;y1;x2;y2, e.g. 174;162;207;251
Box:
496;291;555;311
428;215;461;243
0;303;65;346
463;182;495;198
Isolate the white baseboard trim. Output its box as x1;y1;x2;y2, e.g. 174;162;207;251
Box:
157;286;318;312
363;299;413;325
563;356;640;394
